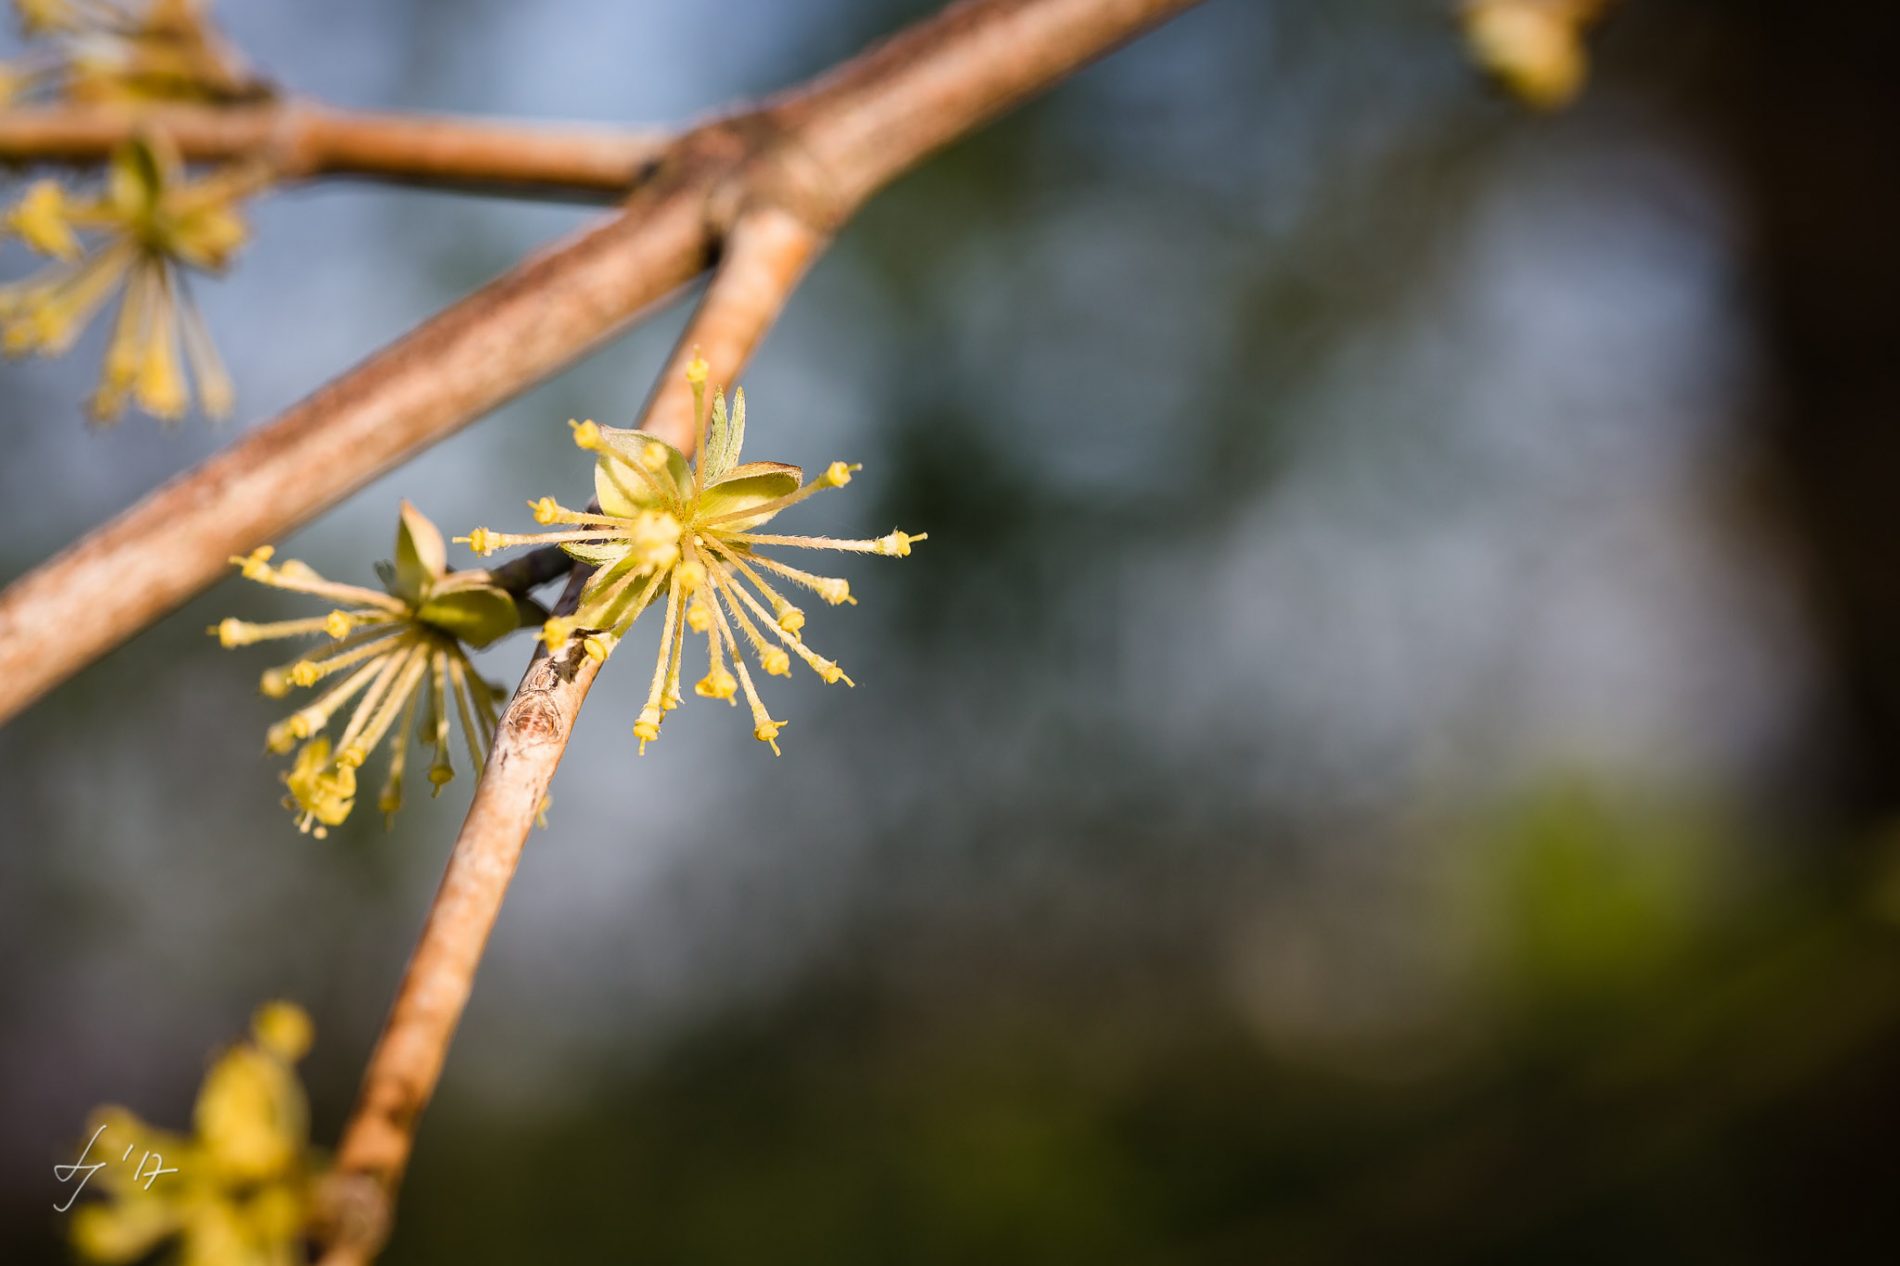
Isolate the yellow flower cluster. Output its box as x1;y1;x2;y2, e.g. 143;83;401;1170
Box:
68;1001;318;1266
460;356;924;756
1463;0;1612;110
217;504;528;836
3;0;257;107
0;136;264;422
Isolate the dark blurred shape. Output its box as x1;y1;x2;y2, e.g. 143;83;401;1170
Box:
1683;0;1900;828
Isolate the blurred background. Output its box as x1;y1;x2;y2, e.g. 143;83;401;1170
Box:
6;0;1900;1261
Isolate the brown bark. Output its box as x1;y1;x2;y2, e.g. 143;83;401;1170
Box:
316;607;602;1263
0;101;668;200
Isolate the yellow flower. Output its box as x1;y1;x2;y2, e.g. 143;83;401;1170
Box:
0;135;264;423
460;358;925;756
9;0;257;105
215;503;530;836
11;0;115;36
1463;0;1609;110
68;1001;318;1266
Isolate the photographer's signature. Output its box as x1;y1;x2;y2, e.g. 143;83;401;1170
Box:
54;1122;177;1212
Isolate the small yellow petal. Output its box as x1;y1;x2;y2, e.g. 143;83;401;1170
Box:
6;181;82;260
461;527;500;556
874;530;926;557
232;545;275;577
540;616;578;654
632;707;662;754
694;668;737;701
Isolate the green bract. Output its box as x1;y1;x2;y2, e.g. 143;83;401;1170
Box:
392;503;520;648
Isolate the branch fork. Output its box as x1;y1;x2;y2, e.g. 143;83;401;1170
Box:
0;3;1212;1261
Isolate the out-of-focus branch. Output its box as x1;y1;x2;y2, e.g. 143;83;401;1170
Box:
764;0;1204;213
0;101;669;200
481;543;575;596
314;207;826;1265
0;0;1206;723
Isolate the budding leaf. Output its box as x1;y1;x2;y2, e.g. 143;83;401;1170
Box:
393;499;446;605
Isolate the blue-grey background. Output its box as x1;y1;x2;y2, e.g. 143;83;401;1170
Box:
6;0;1900;1261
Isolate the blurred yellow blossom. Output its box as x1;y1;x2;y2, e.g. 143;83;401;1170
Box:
0;135;265;423
66;1001;318;1266
6;0;258;105
460;357;925;756
1463;0;1612;111
216;503;532;835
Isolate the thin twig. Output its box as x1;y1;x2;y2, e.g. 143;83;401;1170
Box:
0;0;1206;726
314;208;826;1264
0;101;669;201
482;544;575;595
639;205;831;440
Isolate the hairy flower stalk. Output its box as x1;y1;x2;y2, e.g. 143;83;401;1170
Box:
68;1001;319;1266
3;0;257;106
217;504;533;836
461;357;925;756
0;133;264;421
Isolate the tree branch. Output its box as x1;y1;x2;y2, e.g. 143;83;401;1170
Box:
640;205;831;441
315;570;600;1266
313;206;826;1264
0;101;669;201
768;0;1205;210
0;0;1206;726
482;544;576;596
